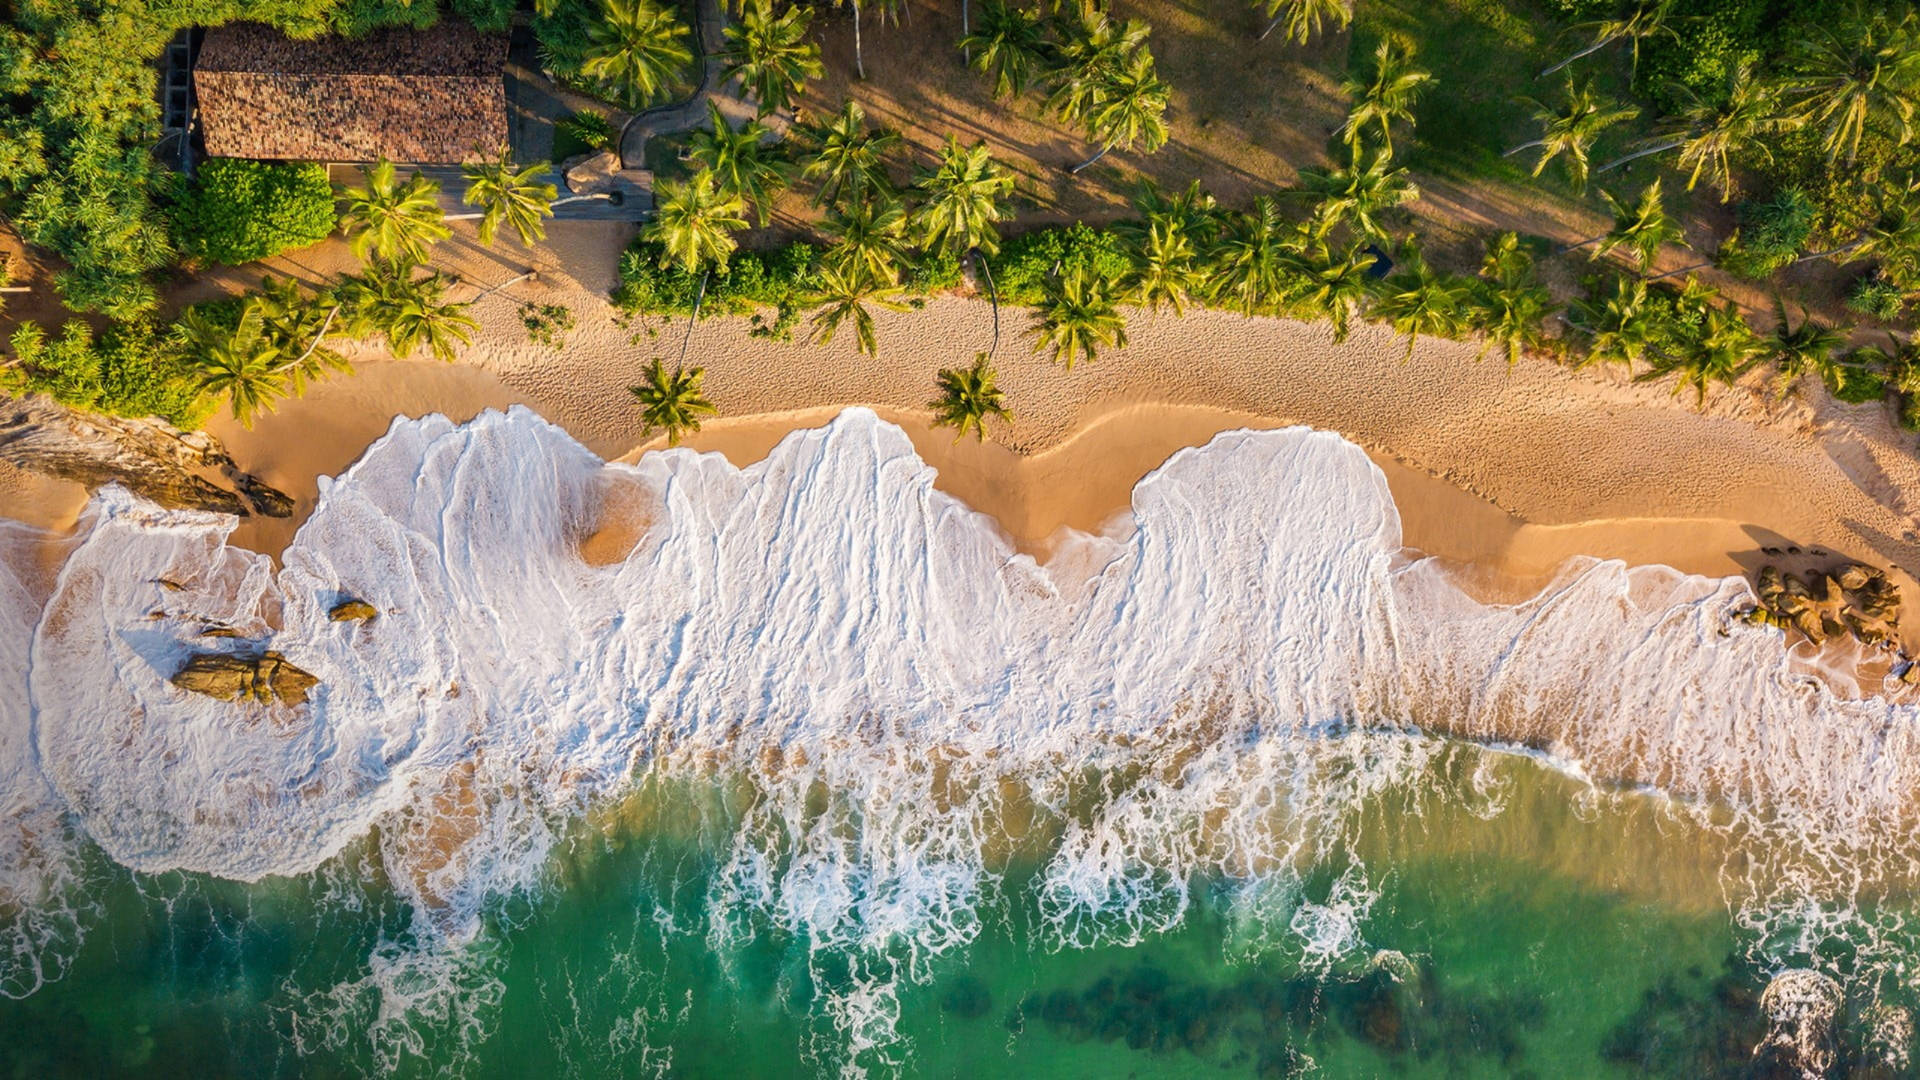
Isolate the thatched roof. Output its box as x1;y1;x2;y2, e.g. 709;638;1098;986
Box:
194;22;508;164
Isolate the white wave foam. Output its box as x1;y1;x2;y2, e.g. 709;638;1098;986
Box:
8;405;1920;1065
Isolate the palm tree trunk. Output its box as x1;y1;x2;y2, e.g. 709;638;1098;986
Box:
852;0;865;80
961;0;970;61
1257;10;1286;41
680;270;709;366
1502;139;1547;158
1647;258;1714;282
1558;235;1604;256
1596;139;1684;175
1540;33;1619;78
1069;142;1114;175
973;249;1000;357
281;305;342;371
1790;237;1871;266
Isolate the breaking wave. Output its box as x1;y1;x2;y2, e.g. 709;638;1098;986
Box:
2;406;1918;1072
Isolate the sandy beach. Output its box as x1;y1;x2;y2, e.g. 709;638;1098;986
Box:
8;220;1920;611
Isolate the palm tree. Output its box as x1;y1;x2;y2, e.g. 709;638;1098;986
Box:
1338;32;1431;162
581;0;694;109
1470;233;1556;365
1296;243;1376;342
385;278;479;363
1069;48;1170;174
930;353;1011;441
255;275;350;392
821;192;911;284
1505;78;1638;192
1790;10;1920;166
1126;215;1207;314
1541;0;1677;78
721;0;825;117
913;136;1014;256
1373;244;1472;362
806;263;908;357
176;302;291;427
1046;5;1153;127
1255;0;1354;45
1766;296;1851;398
643;170;750;275
962;0;1051;99
798;100;901;207
1566;179;1685;272
630;358;717;446
1301;150;1420;242
687;100;791;224
1210;196;1295;315
1030;265;1127;368
1636;303;1766;406
341;161;449;266
1596;62;1796;198
827;0;869;81
1569;274;1656;369
461;146;558;248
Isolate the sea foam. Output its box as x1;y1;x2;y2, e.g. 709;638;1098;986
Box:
3;406;1918;1070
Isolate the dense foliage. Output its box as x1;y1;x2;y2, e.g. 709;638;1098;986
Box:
0;320;211;427
170;159;338;266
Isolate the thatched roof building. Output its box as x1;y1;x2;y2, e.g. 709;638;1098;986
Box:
194;22;508;164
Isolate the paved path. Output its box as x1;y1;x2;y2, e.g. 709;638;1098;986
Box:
618;0;788;177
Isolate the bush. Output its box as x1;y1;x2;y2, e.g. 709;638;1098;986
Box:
904;250;964;295
614;239;822;317
1714;188;1813;279
2;320;209;427
556;111;618;156
985;224;1132;306
171;159;337;266
1827;364;1888;404
1847;273;1907;321
451;0;516;31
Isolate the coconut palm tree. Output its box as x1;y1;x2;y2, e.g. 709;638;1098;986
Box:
962;0;1051;99
1030;264;1127;368
913;136;1014;256
1294;243;1376;343
1790;10;1920;166
1470;233;1557;365
630;358;717;445
1255;0;1354;45
1126;215;1208;314
1046;5;1153;126
255;275;350;392
341;160;449;266
821;192;911;284
1596;63;1796;198
806;262;908;357
643;170;750;275
1541;0;1677;78
721;0;825;117
1338;32;1431;162
1301;150;1420;242
461;146;558;248
798;100;901;207
582;0;694;108
1636;302;1766;406
1373;244;1472;362
1126;178;1223;244
826;0;870;80
1068;47;1170;174
930;353;1010;441
1505;77;1638;192
338;262;477;363
1568;275;1656;369
1566;179;1684;272
176;302;291;427
1766;296;1851;398
1210;196;1294;315
687;101;791;225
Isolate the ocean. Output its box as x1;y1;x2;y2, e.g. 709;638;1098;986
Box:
0;408;1914;1077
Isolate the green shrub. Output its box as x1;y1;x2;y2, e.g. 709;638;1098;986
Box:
331;0;439;36
614;239;822;317
556;111;618;156
1827;363;1888;404
1636;0;1766;111
985;224;1132;306
904;250;964;295
2;320;209;427
1847;273;1907;321
1714;188;1814;279
450;0;516;31
171;159;337;266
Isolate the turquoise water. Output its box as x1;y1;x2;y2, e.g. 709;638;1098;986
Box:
2;743;1906;1078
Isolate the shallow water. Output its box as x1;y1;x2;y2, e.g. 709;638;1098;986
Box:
3;408;1918;1077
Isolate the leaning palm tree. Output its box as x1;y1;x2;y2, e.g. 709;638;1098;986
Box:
1337;32;1431;162
1790;11;1920;167
255;275;350;392
1296;243;1376;342
1126;215;1208;314
961;0;1051;99
1210;196;1295;315
930;353;1010;441
821;193;911;284
1301;150;1420;242
1505;77;1638;192
721;0;825;117
798;100;902;207
176;302;290;428
1567;179;1685;272
341;160;449;266
687;100;791;225
1046;5;1153;126
630;358;717;446
1568;274;1656;369
913;136;1014;256
1596;62;1796;199
643;170;750;276
806;262;908;357
1470;233;1557;365
1030;265;1127;369
1636;303;1767;407
1541;0;1677;78
461;146;558;248
1373;244;1473;362
581;0;694;109
1255;0;1354;45
1069;48;1171;174
1766;296;1852;399
385;277;479;364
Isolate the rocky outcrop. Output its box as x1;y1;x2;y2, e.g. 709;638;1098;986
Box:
1743;562;1902;647
561;150;622;196
171;651;318;705
0;394;291;517
328;599;377;622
